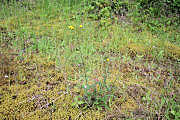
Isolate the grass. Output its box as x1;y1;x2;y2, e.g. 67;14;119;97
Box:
0;0;180;119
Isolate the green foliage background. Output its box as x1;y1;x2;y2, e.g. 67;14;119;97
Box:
84;0;180;23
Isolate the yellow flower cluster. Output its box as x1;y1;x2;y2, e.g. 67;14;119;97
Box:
68;25;74;30
68;25;83;30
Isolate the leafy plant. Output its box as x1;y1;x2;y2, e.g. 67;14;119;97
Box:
72;58;114;110
84;0;130;19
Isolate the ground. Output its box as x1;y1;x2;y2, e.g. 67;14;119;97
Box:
0;0;180;119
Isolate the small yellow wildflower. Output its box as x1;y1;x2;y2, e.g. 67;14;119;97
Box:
68;25;74;30
80;25;83;28
106;58;110;62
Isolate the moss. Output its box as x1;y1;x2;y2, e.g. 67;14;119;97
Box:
0;52;108;119
127;43;152;56
120;97;138;113
164;41;180;59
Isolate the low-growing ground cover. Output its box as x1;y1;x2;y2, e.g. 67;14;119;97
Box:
0;0;179;119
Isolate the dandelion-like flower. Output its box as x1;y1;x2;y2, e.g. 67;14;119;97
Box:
80;25;83;28
106;58;110;62
68;25;74;30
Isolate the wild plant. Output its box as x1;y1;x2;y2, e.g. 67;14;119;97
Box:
72;56;114;110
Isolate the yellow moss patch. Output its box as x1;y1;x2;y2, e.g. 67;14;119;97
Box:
120;97;138;113
0;52;108;119
164;41;180;59
127;43;151;55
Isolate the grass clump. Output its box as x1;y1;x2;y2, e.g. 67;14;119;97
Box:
72;58;114;110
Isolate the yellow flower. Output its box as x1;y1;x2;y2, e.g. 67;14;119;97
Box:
106;58;110;62
80;25;83;28
68;25;74;30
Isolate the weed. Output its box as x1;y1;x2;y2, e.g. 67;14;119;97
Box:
72;55;114;110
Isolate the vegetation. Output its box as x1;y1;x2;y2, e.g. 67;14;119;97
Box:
0;0;179;119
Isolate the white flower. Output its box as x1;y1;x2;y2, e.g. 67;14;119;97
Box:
4;75;8;78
